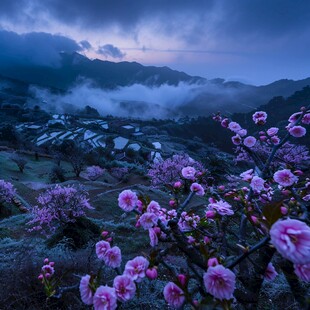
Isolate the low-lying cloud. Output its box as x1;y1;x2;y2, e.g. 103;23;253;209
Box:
28;79;260;119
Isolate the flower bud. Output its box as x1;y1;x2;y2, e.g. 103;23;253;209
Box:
177;274;187;287
207;257;219;267
49;262;55;267
45;273;51;279
218;185;225;191
250;215;258;224
280;206;288;215
169;200;176;207
146;267;158;280
174;181;182;189
206;210;216;219
101;231;109;238
106;237;113;243
294;170;303;176
44;258;49;264
38;274;43;281
203;236;211;244
153;227;161;235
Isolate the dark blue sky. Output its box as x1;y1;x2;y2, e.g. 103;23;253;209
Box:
0;0;309;85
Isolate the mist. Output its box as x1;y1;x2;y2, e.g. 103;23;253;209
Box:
28;79;259;119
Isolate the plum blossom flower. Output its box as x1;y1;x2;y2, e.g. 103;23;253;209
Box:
250;176;265;193
302;113;310;125
163;282;185;309
208;200;234;216
267;127;279;136
96;241;111;260
294;263;310;282
264;263;278;281
228;122;242;133
124;256;149;282
203;265;236;300
252;111;267;125
190;183;205;196
221;118;229;128
238;129;247;137
288;112;302;123
289;126;307;138
104;246;122;268
139;212;158;230
118;190;138;212
181;166;196;179
80;275;94;305
146;200;161;216
113;275;136;302
244;136;257;148
270;219;310;264
93;286;117;310
271;135;280;145
232;134;242;145
273;169;298;187
240;169;253;181
148;228;158;247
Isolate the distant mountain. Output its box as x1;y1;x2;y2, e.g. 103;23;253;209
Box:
0;52;205;90
0;52;310;117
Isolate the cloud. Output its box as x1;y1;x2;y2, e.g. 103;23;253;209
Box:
80;40;92;51
0;30;81;67
28;79;263;119
97;44;126;59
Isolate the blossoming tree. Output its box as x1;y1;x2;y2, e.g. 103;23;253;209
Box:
39;107;310;309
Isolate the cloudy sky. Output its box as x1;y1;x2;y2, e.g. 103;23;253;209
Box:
0;0;309;85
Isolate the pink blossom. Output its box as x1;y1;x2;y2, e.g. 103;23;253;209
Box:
146;200;161;215
139;212;158;230
93;286;117;310
238;129;247;137
148;228;158;247
113;275;136;302
240;169;253;181
252;111;267;125
294;263;310;282
0;180;16;203
146;267;158;280
118;190;138;212
104;246;122;268
42;264;54;276
96;241;111;260
289;126;306;138
270;219;310;264
187;235;196;244
288;112;302;123
208;200;234;216
177;274;187;287
228;121;242;133
302;113;310;125
250;176;265;193
264;263;278;281
271;135;280;145
208;257;219;267
190;183;205;196
206;210;216;219
232;134;242;145
181;166;196;179
273;169;298;187
221;118;229;128
267;127;279;136
203;265;236;300
243;136;257;148
174;181;182;188
163;282;185;309
124;256;149;282
80;275;94;305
